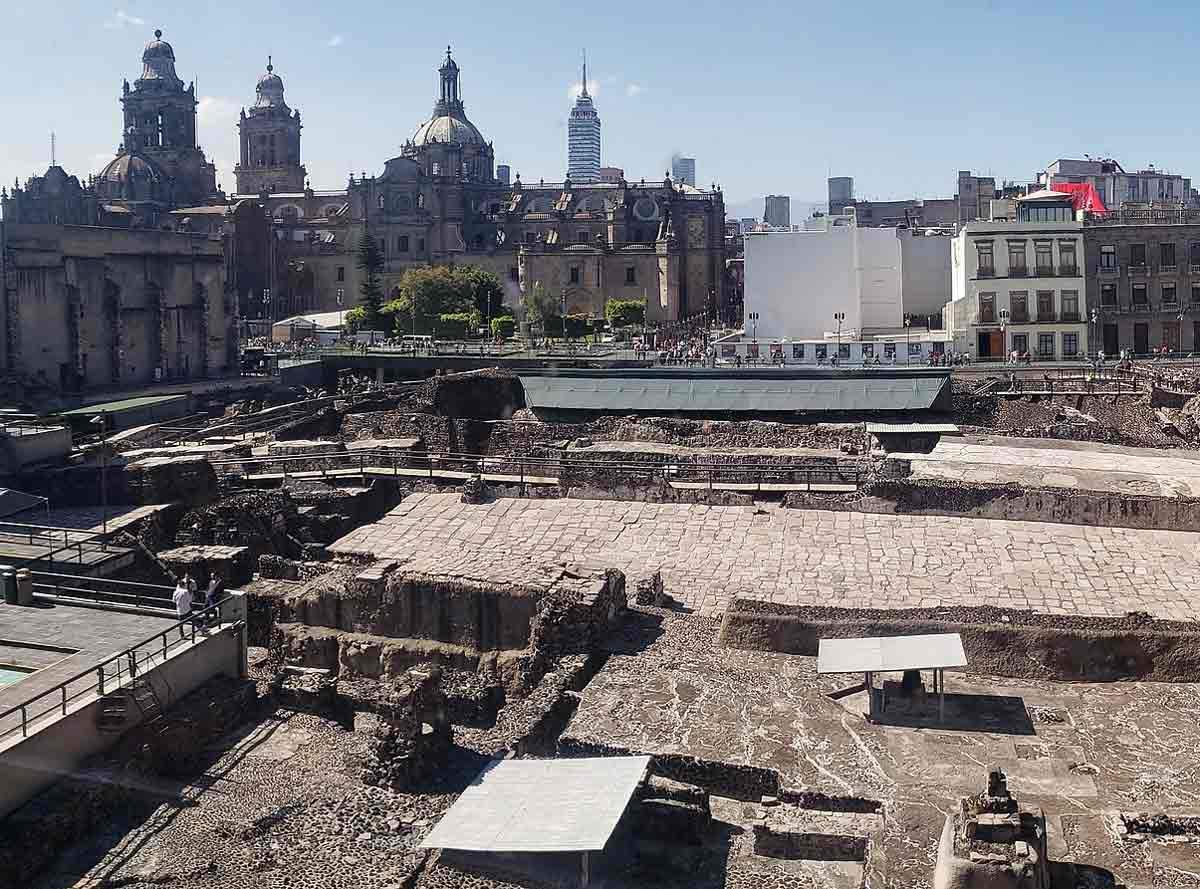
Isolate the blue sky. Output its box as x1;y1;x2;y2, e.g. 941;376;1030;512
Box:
4;0;1200;216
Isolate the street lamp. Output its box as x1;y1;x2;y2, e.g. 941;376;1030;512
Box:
999;309;1010;363
336;287;345;338
834;312;845;359
1090;307;1099;361
748;311;759;341
560;288;567;343
903;314;912;365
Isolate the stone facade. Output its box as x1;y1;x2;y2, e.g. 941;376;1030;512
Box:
234;57;306;196
1083;212;1200;355
228;48;726;325
0;223;236;394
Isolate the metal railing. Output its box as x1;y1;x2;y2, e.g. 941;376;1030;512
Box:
32;572;176;610
0;600;236;743
208;449;867;490
0;521;114;570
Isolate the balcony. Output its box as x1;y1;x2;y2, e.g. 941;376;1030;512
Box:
977;268;995;279
1190;263;1200;275
1035;265;1054;277
1009;312;1030;324
1061;312;1081;323
1059;265;1079;277
1098;264;1119;277
978;312;996;324
1036;312;1057;323
1160;265;1178;275
1128;264;1149;276
1009;266;1028;278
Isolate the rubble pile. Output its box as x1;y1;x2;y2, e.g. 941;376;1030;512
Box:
953;378;1200;449
176;490;302;558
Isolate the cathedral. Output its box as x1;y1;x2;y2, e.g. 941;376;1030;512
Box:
3;34;727;329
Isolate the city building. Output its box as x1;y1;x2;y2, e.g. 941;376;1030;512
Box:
598;167;624;184
496;164;511;186
233;48;725;324
948;190;1087;361
742;212;951;357
763;195;790;229
92;30;222;226
1040;158;1197;210
738;218;757;233
0;221;235;393
827;176;853;214
234;57;305;195
1084;207;1200;355
956;171;996;222
671;156;696;188
567;58;601;184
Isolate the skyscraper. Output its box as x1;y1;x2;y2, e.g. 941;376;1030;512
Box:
567;54;601;184
672;156;696;187
764;195;791;228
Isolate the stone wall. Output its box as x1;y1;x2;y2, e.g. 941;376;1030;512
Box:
719;600;1200;682
785;476;1200;532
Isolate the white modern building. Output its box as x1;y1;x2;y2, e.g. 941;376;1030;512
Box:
947;191;1087;361
567;60;601;184
742;212;952;349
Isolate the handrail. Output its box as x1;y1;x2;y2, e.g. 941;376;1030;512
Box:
0;597;238;743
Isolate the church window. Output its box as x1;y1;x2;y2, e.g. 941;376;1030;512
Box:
377;195;385;210
569;266;581;285
577;230;589;244
625;266;637;285
417;238;426;253
337;266;345;282
398;235;410;252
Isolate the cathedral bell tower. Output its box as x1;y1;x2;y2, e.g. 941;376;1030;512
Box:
234;56;305;195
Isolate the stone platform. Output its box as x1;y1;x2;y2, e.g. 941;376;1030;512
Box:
894;435;1200;498
329;493;1200;620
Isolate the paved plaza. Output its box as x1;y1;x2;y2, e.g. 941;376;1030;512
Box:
895;435;1200;497
330;493;1200;620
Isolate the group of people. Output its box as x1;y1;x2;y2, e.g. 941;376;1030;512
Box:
172;571;224;636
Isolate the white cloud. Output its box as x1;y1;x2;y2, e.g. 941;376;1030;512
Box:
197;96;240;126
103;9;145;29
568;79;599;99
327;34;344;47
626;83;644;97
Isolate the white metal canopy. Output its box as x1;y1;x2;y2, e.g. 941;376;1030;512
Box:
420;756;651;853
817;633;967;675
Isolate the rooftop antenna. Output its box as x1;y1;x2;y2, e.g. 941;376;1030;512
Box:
581;48;589;98
50;131;56;167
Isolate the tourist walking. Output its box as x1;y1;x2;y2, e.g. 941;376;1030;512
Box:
173;577;193;638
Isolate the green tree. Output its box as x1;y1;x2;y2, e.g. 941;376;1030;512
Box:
490;314;515;339
343;306;366;333
521;281;559;328
388;266;474;319
458;266;505;322
605;298;646;329
355;235;386;331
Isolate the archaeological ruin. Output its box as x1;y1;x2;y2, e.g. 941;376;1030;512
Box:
5;362;1200;888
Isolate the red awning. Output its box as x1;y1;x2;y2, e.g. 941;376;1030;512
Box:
1049;182;1107;213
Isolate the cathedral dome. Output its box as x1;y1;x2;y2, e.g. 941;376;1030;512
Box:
254;57;287;109
97;152;165;184
410;113;486;147
139;29;182;86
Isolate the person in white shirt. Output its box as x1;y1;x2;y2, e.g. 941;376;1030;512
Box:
172;579;192;638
